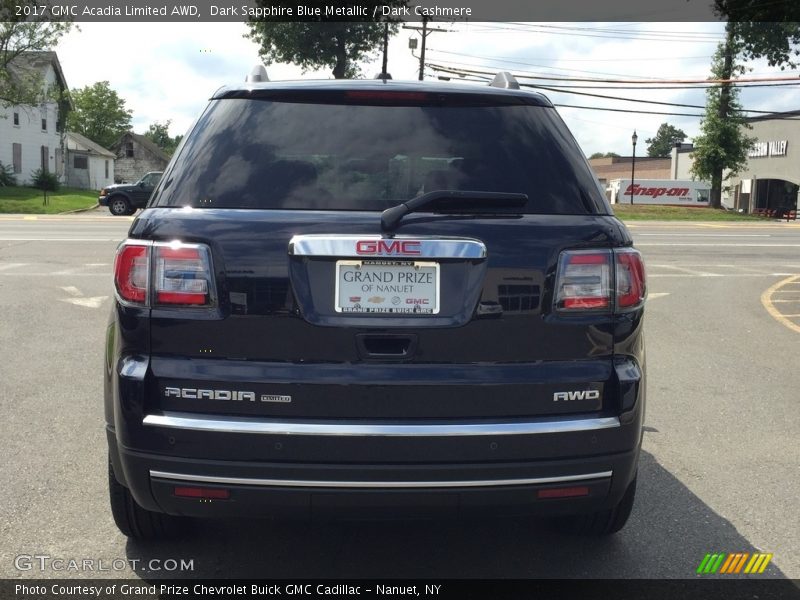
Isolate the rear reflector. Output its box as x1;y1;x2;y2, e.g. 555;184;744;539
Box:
537;486;590;499
174;486;230;499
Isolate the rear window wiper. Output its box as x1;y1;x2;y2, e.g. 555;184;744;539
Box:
381;190;529;231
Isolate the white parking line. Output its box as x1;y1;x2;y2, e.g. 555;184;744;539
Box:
0;263;27;271
650;264;721;276
638;234;771;237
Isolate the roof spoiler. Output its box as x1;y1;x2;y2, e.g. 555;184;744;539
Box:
489;71;520;90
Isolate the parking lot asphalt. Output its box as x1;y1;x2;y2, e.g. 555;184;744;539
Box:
0;214;798;580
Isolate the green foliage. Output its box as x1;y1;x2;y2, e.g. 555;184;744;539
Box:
144;120;183;156
645;123;687;157
690;37;755;207
714;2;800;68
66;81;133;150
588;152;620;159
0;1;74;106
31;168;59;191
0;161;17;186
246;2;407;79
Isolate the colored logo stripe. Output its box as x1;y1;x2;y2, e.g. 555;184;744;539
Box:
697;553;773;574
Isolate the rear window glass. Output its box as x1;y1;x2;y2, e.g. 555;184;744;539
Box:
154;98;604;214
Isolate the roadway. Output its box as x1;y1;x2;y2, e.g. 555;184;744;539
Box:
0;213;798;580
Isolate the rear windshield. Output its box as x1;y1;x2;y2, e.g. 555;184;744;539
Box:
153;97;605;214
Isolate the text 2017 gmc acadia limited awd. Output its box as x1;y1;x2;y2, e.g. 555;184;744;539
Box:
105;71;646;540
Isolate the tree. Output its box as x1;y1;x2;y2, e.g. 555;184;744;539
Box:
645;123;687;157
588;152;620;159
246;2;406;79
690;40;754;205
694;6;800;208
144;120;183;156
66;81;132;150
0;1;74;107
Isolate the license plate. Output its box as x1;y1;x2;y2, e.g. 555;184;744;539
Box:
335;260;440;314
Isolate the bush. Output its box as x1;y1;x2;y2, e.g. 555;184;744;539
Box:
31;168;60;192
0;162;16;187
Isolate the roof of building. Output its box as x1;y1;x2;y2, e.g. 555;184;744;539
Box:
114;132;171;163
4;51;72;108
65;131;116;158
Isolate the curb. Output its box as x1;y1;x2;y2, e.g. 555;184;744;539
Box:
58;203;101;215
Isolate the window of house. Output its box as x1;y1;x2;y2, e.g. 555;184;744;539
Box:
41;145;49;172
13;112;19;126
41;118;47;131
73;155;88;170
126;142;134;158
105;160;109;178
12;143;22;173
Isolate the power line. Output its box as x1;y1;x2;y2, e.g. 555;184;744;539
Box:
426;63;800;85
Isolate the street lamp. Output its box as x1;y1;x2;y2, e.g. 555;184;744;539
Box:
630;130;638;205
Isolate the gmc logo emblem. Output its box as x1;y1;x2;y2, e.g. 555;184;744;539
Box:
356;240;422;256
553;390;600;402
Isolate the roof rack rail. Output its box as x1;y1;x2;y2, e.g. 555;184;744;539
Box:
245;65;269;83
489;71;520;90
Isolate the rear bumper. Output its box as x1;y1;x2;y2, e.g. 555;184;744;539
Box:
109;429;639;519
106;352;645;520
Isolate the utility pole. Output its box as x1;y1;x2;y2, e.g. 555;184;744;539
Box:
381;22;388;76
402;17;449;81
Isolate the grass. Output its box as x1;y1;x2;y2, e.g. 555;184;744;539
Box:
612;204;765;221
0;185;98;214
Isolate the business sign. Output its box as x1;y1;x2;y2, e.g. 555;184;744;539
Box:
748;140;788;158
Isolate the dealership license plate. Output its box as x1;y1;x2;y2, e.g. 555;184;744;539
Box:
335;260;440;314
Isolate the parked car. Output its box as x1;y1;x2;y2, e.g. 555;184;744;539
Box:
99;171;162;216
105;71;647;540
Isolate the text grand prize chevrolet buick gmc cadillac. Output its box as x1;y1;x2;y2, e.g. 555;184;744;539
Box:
104;70;646;539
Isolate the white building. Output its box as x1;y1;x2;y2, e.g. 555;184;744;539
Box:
65;131;115;190
0;52;70;185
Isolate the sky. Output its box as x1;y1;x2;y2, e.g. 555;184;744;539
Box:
53;21;800;157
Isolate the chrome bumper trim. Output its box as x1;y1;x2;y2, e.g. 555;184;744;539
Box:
150;469;613;489
143;412;620;437
288;234;487;259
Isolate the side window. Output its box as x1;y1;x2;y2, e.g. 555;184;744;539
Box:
41;118;47;131
13;112;19;126
73;155;88;169
126;142;134;158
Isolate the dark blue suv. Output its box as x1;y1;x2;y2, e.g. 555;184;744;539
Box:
105;71;646;539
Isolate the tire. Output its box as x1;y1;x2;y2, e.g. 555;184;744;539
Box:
108;196;131;216
559;476;637;536
108;456;187;540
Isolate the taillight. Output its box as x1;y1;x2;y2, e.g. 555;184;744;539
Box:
114;243;149;304
615;248;646;309
555;248;646;313
113;240;214;307
154;244;212;305
555;250;613;311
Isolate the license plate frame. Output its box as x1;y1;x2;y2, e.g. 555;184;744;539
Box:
334;260;440;315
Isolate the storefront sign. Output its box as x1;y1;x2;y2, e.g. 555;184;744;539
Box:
749;140;788;158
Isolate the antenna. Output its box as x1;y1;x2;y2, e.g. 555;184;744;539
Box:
245;65;269;83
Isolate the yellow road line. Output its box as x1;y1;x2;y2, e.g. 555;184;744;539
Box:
761;275;800;335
